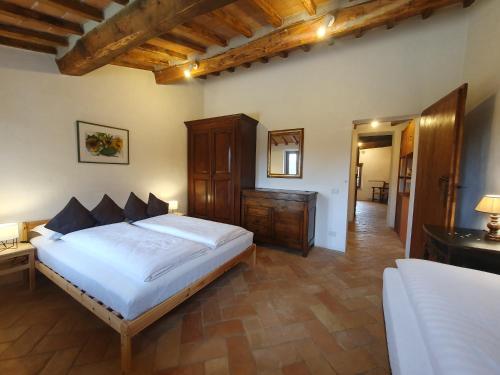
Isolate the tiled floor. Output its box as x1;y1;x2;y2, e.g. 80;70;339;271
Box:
0;201;404;374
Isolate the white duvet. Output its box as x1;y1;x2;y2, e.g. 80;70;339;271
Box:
60;223;207;282
396;259;500;375
134;214;249;249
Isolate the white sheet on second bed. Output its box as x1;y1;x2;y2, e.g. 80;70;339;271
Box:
383;268;434;375
32;232;253;320
396;259;500;375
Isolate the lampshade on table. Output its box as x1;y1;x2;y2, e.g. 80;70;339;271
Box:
475;195;500;241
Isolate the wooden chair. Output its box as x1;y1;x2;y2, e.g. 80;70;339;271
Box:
372;182;389;203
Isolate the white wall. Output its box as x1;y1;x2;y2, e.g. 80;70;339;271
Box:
358;146;392;201
203;9;468;251
0;47;204;223
456;0;500;230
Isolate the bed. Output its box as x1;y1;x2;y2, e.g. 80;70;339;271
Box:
22;219;256;373
383;259;500;375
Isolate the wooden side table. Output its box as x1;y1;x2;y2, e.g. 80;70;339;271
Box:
423;225;500;275
0;243;36;290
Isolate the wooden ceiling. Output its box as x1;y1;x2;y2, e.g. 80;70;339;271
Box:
0;0;476;84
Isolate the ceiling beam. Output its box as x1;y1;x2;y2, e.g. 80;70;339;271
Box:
178;22;228;47
56;0;237;76
300;0;317;15
155;0;468;84
248;0;283;28
139;43;187;60
0;23;68;47
0;35;57;54
157;34;207;53
210;8;253;37
43;0;104;22
0;2;84;36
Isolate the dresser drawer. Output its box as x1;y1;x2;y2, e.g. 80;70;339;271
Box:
274;209;303;248
243;206;272;240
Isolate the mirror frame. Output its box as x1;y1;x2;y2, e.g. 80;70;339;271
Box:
267;128;304;179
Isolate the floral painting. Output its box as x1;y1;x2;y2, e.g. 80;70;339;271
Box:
77;121;129;164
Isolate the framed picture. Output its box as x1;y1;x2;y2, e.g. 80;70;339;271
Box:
77;121;129;165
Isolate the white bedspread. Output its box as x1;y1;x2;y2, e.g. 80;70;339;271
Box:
61;223;207;282
134;214;249;249
396;259;500;375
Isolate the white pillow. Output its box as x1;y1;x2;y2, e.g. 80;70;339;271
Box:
32;224;63;241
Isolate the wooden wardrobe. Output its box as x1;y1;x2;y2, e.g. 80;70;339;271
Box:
185;114;258;225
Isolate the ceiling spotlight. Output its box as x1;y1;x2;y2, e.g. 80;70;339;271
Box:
371;120;380;128
317;14;335;39
183;62;199;79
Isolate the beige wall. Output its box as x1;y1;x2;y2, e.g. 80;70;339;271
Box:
0;47;204;223
456;0;500;229
203;9;468;251
357;146;392;201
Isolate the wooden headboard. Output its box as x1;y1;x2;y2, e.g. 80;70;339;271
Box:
21;220;49;242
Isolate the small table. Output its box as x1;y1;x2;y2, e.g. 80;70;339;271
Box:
423;225;500;275
0;243;36;290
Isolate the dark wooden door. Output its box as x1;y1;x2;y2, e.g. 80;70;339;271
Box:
189;128;211;219
211;126;234;223
410;84;468;258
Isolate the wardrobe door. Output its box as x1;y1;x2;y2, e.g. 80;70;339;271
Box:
211;126;234;223
189;128;211;219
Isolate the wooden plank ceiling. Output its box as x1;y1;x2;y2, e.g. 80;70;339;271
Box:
0;0;476;84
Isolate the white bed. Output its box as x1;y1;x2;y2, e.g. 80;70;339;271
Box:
383;259;500;375
32;231;253;320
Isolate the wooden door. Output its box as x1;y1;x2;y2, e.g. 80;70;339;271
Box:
211;126;234;223
189;128;211;219
410;84;468;258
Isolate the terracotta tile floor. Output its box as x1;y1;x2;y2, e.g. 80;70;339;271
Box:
0;202;404;374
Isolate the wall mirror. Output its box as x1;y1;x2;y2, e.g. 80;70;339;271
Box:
267;128;304;178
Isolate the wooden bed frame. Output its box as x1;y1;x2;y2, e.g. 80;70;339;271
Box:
22;221;256;373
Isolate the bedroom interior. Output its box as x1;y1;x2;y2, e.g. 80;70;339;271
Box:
0;0;500;374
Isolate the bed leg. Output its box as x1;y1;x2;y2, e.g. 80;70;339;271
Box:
249;244;257;268
120;330;132;373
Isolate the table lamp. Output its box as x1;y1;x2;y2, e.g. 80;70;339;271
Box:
168;200;179;214
475;195;500;241
0;223;19;250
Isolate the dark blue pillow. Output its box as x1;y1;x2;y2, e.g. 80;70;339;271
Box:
147;193;169;217
91;194;124;226
46;197;96;235
124;192;148;222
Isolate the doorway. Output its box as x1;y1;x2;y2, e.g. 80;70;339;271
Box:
347;117;418;249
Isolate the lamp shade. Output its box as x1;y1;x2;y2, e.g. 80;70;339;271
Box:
0;223;19;241
168;200;179;211
475;195;500;214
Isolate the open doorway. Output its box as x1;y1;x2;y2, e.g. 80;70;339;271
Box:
347;117;418;249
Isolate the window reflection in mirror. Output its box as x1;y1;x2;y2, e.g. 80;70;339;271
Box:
267;128;304;178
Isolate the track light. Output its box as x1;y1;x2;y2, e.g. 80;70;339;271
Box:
183;62;199;79
317;14;335;39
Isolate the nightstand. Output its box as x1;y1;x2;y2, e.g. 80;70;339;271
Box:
423;225;500;275
0;243;36;290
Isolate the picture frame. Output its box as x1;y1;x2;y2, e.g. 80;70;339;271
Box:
76;121;129;165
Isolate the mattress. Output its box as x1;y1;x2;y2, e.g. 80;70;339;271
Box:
32;232;253;320
383;268;434;375
384;260;500;375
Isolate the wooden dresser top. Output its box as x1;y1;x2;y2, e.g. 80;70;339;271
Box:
242;188;317;201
